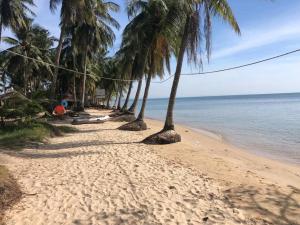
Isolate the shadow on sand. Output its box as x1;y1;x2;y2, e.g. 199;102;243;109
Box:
1;139;139;159
35;140;139;150
223;184;300;225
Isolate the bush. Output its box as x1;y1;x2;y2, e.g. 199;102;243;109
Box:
0;121;78;150
0;91;45;124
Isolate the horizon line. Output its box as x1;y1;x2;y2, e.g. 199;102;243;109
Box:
145;91;300;100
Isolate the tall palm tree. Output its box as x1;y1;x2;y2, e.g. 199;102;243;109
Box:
70;0;119;110
49;0;86;97
143;0;240;144
113;45;136;112
0;0;35;43
118;0;174;131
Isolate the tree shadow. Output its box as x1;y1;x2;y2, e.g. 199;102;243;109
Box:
223;184;300;225
72;208;150;225
3;150;102;159
33;140;140;151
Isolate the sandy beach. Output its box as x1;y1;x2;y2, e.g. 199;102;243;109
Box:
0;109;299;225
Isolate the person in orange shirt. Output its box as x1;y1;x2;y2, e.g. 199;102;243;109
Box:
53;105;66;118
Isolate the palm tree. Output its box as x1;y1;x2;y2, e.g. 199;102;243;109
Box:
100;58;120;108
1;21;54;95
70;0;119;110
143;0;240;144
118;0;174;131
49;0;86;97
0;0;35;43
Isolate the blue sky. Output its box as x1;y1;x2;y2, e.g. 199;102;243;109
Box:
1;0;300;98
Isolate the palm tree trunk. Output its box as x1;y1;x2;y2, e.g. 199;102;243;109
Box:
23;51;28;96
117;85;122;110
106;91;112;108
113;94;118;108
163;17;190;131
128;45;150;113
73;75;77;107
137;74;152;121
81;50;88;109
128;79;142;113
51;28;64;97
121;80;133;111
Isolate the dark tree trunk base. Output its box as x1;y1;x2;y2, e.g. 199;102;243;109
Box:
109;111;122;117
118;119;147;131
110;114;136;123
142;130;181;145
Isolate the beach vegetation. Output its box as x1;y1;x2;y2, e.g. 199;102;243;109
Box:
0;120;77;150
0;91;77;150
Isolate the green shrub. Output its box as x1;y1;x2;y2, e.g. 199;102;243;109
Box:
0;91;45;123
0;121;78;150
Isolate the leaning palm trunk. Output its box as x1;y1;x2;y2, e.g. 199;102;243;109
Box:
163;23;189;131
143;17;190;144
121;80;133;111
119;74;152;131
128;79;142;113
126;45;150;113
50;28;64;97
137;74;151;121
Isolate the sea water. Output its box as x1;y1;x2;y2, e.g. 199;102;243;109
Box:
139;93;300;164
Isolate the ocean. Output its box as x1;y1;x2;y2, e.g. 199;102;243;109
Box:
138;93;300;164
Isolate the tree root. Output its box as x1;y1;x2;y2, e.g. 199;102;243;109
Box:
110;114;136;122
118;119;147;131
142;130;181;144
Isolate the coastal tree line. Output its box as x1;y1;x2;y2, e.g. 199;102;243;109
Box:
0;0;240;144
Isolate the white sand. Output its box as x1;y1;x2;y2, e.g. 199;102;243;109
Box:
1;110;298;224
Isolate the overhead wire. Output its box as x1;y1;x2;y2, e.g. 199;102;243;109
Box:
1;48;300;84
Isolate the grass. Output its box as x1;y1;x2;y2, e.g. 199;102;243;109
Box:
0;165;22;224
0;121;78;150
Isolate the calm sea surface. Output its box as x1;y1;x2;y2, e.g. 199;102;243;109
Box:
137;93;300;164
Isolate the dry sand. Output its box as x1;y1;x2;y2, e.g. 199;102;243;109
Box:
0;109;299;225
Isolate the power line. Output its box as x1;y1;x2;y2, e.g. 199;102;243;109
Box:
0;48;136;83
156;48;300;83
180;49;300;76
1;48;300;84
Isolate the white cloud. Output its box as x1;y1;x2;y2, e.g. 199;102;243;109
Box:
212;18;300;60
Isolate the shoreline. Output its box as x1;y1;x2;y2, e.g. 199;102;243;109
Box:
146;116;300;166
146;118;300;173
144;117;300;223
